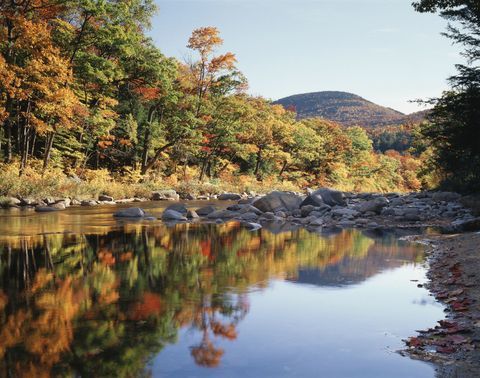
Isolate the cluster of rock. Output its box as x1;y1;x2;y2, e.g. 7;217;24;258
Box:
113;189;479;233
0;189;243;212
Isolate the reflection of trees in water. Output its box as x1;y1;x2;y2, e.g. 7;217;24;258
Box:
0;223;424;376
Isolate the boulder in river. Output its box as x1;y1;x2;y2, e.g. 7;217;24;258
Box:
114;207;145;218
218;193;242;201
151;190;180;201
99;194;114;202
252;191;303;213
301;188;346;207
207;210;238;219
196;205;217;216
165;203;188;216
162;209;187;221
1;197;21;207
35;206;62;212
357;197;389;214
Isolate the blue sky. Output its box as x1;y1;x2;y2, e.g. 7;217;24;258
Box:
150;0;462;114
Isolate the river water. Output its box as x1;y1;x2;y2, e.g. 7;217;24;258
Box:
0;203;443;377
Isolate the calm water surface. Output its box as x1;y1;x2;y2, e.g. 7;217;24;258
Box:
0;203;443;377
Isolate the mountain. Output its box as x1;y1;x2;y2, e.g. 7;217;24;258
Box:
274;91;427;128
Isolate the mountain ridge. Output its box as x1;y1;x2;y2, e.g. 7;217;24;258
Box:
274;91;427;128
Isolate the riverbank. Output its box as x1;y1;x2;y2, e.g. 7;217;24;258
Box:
403;232;480;376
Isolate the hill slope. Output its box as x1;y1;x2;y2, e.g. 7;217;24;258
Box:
275;91;424;128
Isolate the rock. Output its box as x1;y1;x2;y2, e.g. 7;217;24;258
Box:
162;209;187;221
57;198;71;207
238;212;259;221
35;206;61;212
275;211;287;218
238;197;256;205
1;197;21;207
114;207;145;218
115;198;135;204
81;200;97;206
196;205;217;216
151;190;180;201
218;193;242;201
432;191;461;202
301;188;346;207
50;202;66;210
443;217;480;233
187;210;200;219
310;218;325;227
332;208;360;218
180;193;196;200
300;205;316;217
71;199;81;206
357;197;389;214
227;204;243;211
165;204;188;216
99;194;114;202
20;197;39;206
242;222;262;231
207;210;238;219
239;205;263;215
43;197;56;205
338;220;355;227
253;191;302;213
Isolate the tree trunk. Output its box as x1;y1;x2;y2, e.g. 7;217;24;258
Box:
279;160;288;177
43;131;55;172
254;148;263;179
141;106;156;173
141;142;175;175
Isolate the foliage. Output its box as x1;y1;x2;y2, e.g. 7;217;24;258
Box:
413;0;480;193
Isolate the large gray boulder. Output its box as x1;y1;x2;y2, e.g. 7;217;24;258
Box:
207;210;238;219
164;203;188;216
301;188;346;207
114;207;145;218
218;193;242;201
252;191;302;213
196;205;217;216
162;209;187;221
151;190;180;201
357;197;389;214
1;197;21;207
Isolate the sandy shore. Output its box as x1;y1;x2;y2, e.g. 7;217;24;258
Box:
403;232;480;377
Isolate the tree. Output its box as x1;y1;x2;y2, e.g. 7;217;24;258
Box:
413;0;480;192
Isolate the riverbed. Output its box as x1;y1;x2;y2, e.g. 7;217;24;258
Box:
0;203;444;377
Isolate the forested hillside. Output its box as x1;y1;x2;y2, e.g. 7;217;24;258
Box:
0;0;432;199
275;91;427;128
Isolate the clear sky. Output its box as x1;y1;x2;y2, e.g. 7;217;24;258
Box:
150;0;462;114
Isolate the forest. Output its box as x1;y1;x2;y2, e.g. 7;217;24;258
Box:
0;0;478;199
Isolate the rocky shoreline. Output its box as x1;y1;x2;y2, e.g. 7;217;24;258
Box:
402;232;480;377
2;188;479;234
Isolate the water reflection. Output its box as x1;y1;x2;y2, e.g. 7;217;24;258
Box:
0;221;425;376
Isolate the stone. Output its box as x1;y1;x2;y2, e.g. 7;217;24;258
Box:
196;206;217;216
443;217;480;233
187;210;200;219
218;193;242;201
35;206;61;212
99;194;114;202
310;218;325;227
151;190;180;201
332;208;360;218
180;193;196;200
242;222;262;231
162;209;187;221
114;207;145;218
300;205;316;217
252;191;303;213
239;205;263;215
338;220;355;227
301;188;346;207
238;212;259;221
432;191;461;202
357;197;389;214
1;197;21;207
71;199;81;206
207;210;238;219
81;200;97;206
20;197;39;206
50;202;66;210
165;204;188;216
115;198;135;204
